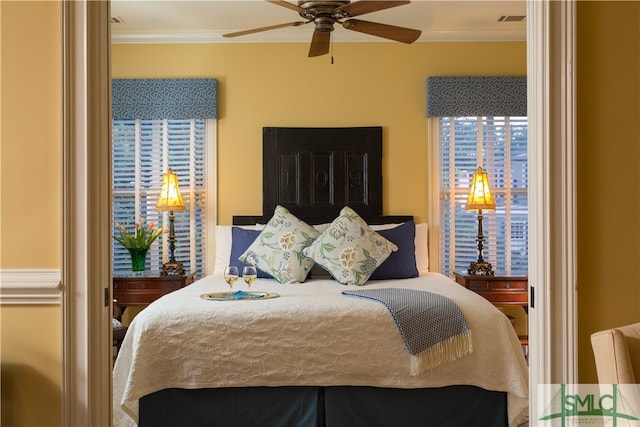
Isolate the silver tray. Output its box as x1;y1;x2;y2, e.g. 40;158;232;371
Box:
200;290;280;301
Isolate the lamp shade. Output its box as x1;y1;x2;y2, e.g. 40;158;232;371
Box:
156;168;186;211
465;166;496;211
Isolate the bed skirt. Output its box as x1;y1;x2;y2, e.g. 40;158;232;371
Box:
138;385;507;427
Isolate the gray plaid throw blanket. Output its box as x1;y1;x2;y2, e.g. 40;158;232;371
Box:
342;288;472;374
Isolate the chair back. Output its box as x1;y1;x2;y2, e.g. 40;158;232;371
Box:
591;322;640;384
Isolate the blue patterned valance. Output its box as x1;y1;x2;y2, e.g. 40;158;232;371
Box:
112;78;217;119
427;76;526;117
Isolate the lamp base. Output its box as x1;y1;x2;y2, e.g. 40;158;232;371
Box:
161;261;186;276
467;261;495;276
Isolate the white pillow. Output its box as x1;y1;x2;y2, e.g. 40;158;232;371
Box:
415;223;429;275
213;224;263;276
369;223;402;231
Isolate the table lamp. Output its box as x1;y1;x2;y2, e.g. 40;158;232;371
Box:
156;167;186;276
465;166;496;276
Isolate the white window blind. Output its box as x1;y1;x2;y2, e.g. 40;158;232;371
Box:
438;116;528;275
112;118;208;277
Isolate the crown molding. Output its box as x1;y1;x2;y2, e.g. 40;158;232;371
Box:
0;269;62;305
111;30;525;45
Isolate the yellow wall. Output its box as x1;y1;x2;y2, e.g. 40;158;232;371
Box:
1;2;61;268
1;306;61;427
576;1;640;383
0;2;62;426
112;42;526;225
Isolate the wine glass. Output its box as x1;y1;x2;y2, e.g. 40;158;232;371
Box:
223;266;239;292
242;265;257;289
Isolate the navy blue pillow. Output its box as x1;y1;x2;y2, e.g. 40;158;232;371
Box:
369;221;419;280
230;227;273;279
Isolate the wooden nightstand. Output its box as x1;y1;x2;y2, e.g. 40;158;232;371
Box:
454;272;528;309
454;272;529;346
113;272;195;319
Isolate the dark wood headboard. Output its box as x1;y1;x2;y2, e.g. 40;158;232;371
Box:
233;126;412;225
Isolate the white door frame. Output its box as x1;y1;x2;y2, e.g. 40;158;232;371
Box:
60;1;577;424
61;1;112;425
527;0;578;421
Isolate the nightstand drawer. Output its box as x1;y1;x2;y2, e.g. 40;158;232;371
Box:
117;279;182;290
493;279;527;290
467;279;527;291
472;291;528;305
112;290;173;306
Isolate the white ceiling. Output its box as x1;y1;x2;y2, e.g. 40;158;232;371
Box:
110;0;526;44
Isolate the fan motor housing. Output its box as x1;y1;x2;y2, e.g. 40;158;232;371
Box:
297;0;350;8
298;1;351;21
314;17;334;32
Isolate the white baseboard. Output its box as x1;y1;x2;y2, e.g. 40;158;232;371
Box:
0;269;62;305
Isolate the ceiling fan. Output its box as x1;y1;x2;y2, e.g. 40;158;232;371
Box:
223;1;422;57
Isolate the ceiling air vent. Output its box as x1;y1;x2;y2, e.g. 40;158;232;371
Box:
497;15;526;22
111;16;125;24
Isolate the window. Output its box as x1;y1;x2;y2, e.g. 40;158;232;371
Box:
436;116;528;275
112;118;210;277
111;78;217;277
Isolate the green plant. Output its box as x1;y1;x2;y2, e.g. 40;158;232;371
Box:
113;218;167;249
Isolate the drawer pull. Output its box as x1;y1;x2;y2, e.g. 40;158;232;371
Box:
140;284;146;289
506;282;511;289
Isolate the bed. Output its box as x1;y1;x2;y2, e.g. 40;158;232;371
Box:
113;127;528;427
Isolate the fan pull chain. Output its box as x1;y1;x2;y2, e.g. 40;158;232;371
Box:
330;36;334;64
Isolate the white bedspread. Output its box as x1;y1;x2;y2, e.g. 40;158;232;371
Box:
113;273;528;427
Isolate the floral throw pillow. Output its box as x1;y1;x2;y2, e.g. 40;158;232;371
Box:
302;206;398;285
239;205;320;283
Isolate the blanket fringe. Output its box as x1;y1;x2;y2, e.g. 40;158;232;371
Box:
410;330;473;376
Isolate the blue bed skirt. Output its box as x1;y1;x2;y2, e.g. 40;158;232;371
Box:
139;385;507;427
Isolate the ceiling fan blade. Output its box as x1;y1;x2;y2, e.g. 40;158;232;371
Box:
342;19;421;43
337;1;411;18
223;21;308;38
308;30;331;57
266;0;305;13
